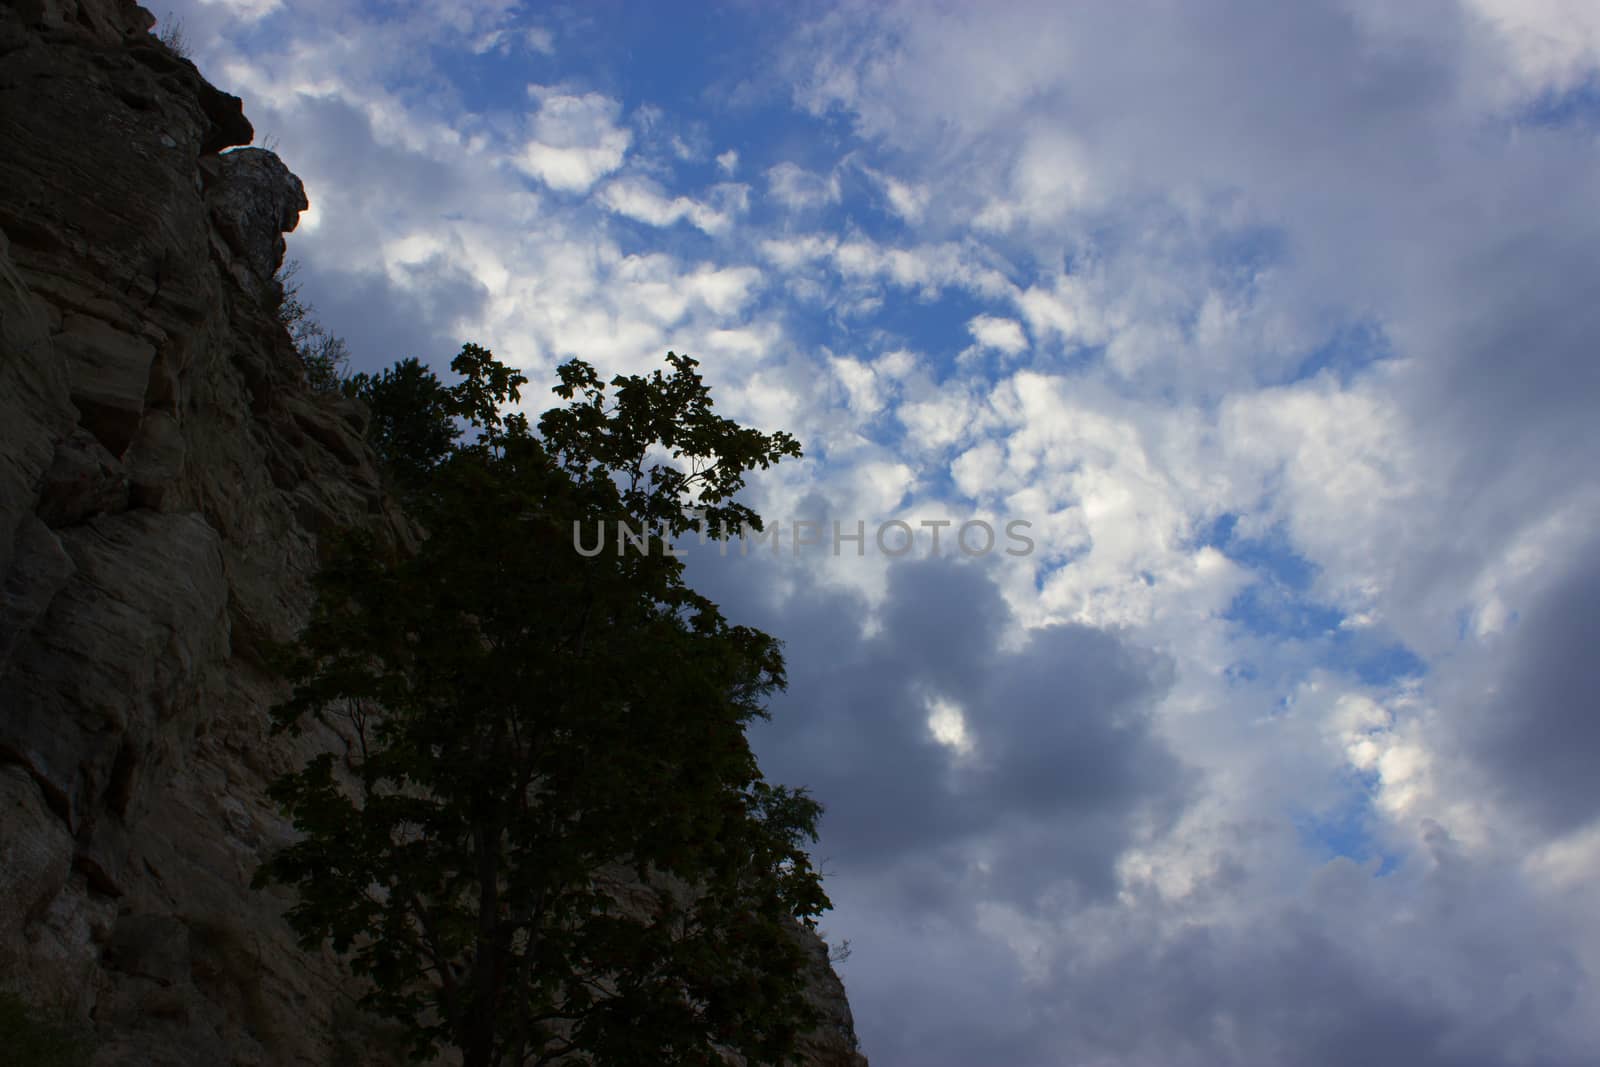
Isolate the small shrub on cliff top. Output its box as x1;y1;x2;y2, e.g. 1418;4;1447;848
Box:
154;11;190;60
276;260;352;393
256;345;824;1067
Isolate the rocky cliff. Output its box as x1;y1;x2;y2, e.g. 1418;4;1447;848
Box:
0;2;864;1063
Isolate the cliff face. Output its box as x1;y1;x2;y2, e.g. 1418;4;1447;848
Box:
0;2;864;1063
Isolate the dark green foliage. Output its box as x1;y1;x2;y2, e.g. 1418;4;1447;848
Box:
0;992;94;1067
257;346;827;1067
540;352;800;540
340;356;464;494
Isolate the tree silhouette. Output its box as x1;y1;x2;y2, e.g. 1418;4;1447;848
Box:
256;345;824;1066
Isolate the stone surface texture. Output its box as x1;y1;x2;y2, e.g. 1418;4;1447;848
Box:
0;2;865;1063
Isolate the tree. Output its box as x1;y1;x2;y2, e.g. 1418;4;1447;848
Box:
340;355;459;494
255;344;825;1067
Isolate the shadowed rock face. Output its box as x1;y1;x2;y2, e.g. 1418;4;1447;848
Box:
0;2;865;1064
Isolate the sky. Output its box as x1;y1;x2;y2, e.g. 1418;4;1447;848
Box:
163;1;1600;1063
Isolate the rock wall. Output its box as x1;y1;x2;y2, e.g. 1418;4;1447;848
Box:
0;2;865;1064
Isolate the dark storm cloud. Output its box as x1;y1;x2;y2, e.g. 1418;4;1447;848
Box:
1465;540;1600;835
843;840;1596;1067
1041;914;1507;1067
1030;840;1597;1067
286;255;490;376
691;551;1190;910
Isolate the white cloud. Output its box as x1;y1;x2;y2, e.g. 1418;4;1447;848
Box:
596;176;749;234
766;161;841;209
861;164;930;222
683;263;764;317
716;148;739;175
1015;273;1111;349
1461;0;1600;99
516;85;632;193
967;314;1028;355
829;236;1013;299
1219;374;1423;614
758;232;836;271
980;128;1099;230
925;695;976;756
829;355;885;416
524;26;555;54
193;0;281;19
857;460;915;512
472;26;555;55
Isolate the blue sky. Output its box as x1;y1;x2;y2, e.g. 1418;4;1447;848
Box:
171;1;1600;1063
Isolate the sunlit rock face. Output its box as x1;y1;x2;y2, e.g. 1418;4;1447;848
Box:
0;2;865;1063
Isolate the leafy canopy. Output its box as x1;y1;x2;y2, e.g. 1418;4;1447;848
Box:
257;345;823;1067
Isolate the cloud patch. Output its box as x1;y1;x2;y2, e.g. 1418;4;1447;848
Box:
766;161;842;210
967;314;1028;355
695;554;1189;905
597;176;749;234
517;85;632;193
